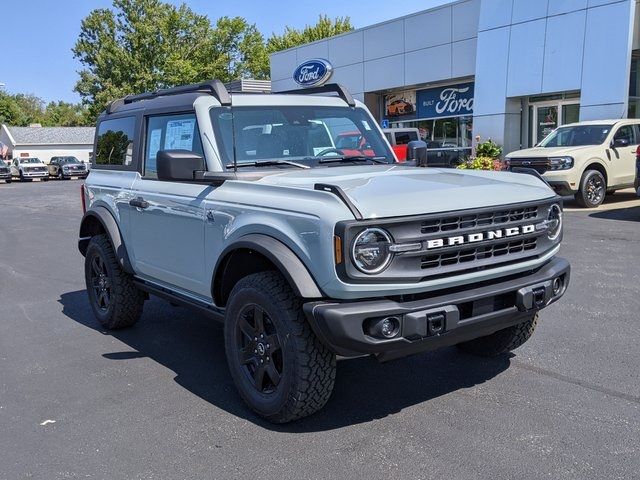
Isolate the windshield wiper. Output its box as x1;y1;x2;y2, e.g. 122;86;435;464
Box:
226;160;309;169
317;155;388;165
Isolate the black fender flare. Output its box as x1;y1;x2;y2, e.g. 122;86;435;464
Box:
214;234;324;300
78;206;135;275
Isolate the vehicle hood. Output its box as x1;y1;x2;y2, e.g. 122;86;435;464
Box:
507;145;596;158
255;165;555;219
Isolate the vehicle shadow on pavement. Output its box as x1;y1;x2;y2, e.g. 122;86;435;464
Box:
59;290;512;432
588;205;640;222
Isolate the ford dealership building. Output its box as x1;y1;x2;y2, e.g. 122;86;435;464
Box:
270;0;640;157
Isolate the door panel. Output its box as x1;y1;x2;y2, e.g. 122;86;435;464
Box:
610;125;637;185
129;178;211;297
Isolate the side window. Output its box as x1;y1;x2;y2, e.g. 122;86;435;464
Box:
95;117;136;166
613;125;636;144
395;131;418;145
144;113;203;179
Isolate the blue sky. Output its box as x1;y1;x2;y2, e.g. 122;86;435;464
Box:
1;0;449;103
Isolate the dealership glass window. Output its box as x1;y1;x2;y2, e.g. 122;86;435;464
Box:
95;117;136;166
143;113;203;178
394;116;473;150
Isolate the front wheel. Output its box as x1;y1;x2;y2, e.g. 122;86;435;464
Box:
84;234;145;329
575;170;606;208
19;171;25;182
456;314;538;357
224;271;336;423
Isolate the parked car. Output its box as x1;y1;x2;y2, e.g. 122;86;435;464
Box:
10;157;49;181
334;131;375;157
48;156;88;179
506;119;640;208
423;141;469;168
0;161;11;183
382;128;419;161
79;80;569;423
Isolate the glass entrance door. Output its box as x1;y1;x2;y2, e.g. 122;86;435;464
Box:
535;105;558;144
531;102;580;145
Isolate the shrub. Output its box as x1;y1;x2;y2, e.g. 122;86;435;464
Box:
457;156;504;171
475;139;502;159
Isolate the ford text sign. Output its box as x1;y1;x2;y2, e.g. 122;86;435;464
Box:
417;82;474;119
293;59;333;87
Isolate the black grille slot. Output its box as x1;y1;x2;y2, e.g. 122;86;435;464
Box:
421;238;537;270
421;206;538;234
508;158;550;175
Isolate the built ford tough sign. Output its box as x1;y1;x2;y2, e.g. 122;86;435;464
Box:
78;80;570;423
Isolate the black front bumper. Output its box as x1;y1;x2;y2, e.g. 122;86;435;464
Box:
547;181;575;196
304;257;570;362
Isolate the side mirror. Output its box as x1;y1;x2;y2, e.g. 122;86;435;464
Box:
406;140;428;166
611;138;630;149
157;150;205;181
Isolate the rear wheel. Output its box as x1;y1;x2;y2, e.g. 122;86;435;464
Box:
84;234;145;329
456;314;538;357
224;271;336;423
575;170;606;208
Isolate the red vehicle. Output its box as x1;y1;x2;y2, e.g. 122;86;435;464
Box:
334;131;375;157
383;128;420;161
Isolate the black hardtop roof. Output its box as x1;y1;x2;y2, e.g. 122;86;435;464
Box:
101;80;355;118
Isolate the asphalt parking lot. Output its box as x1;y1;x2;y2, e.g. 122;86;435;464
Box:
1;179;639;480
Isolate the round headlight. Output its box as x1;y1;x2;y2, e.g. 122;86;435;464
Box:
547;204;562;240
351;228;393;274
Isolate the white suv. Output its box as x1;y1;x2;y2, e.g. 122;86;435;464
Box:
506;120;640;207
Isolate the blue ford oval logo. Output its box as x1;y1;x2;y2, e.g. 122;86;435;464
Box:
293;59;333;87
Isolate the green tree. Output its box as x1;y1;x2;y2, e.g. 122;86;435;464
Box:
41;101;91;127
73;0;268;118
0;94;26;125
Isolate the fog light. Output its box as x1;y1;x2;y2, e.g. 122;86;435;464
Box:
552;277;563;296
366;316;401;339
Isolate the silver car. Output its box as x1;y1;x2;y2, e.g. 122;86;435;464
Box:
78;81;570;423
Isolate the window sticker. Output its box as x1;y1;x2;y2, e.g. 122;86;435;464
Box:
165;119;196;151
148;128;162;160
362;120;372;131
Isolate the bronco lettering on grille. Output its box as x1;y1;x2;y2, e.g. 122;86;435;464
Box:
426;224;536;249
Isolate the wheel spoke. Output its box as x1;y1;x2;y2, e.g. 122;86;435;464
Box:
91;257;101;277
238;316;254;339
239;346;255;365
253;306;265;335
264;363;281;386
253;364;266;390
266;334;280;354
97;291;107;308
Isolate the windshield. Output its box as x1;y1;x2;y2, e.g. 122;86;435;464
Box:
20;158;41;164
539;125;612;147
210;106;394;168
58;157;79;164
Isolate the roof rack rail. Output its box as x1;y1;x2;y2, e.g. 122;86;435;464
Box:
107;79;232;113
280;83;356;107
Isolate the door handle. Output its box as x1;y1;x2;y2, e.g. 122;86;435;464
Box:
129;197;149;209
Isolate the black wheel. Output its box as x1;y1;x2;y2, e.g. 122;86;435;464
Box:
224;271;336;423
84;234;145;329
57;170;64;180
575;170;606;208
456;314;538;357
5;178;10;184
41;177;48;182
19;171;25;182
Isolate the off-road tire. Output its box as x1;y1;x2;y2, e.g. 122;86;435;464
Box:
224;271;336;423
456;314;538;357
84;234;145;329
575;170;606;208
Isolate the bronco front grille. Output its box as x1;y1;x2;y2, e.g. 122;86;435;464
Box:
421;206;538;234
421;238;538;269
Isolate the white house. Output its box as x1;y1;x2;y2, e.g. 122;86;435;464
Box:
0;124;95;164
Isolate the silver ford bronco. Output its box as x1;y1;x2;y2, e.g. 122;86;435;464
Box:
78;81;570;423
